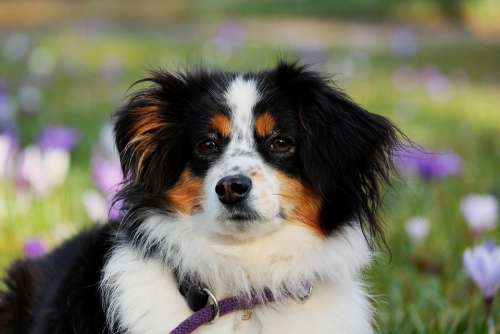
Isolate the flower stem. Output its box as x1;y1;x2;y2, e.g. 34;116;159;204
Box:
487;315;495;334
485;297;495;334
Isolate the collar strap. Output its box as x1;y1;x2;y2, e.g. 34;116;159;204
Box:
173;272;313;334
170;289;275;334
175;271;312;312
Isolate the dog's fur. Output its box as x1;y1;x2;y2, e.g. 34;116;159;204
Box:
0;62;400;333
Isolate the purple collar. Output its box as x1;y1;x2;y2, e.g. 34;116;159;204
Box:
171;282;313;334
170;289;275;334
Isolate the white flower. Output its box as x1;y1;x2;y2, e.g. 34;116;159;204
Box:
82;189;108;223
17;146;70;195
405;216;430;243
18;84;42;112
53;223;78;242
98;122;118;159
18;145;49;194
28;47;57;78
43;149;70;187
461;194;498;234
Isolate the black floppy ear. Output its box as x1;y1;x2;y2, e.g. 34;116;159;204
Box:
113;71;189;193
275;62;400;242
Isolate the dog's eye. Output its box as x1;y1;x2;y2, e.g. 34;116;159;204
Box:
269;137;294;153
197;139;218;155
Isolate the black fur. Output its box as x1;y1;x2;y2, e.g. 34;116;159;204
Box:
264;62;400;242
0;224;116;334
0;62;402;333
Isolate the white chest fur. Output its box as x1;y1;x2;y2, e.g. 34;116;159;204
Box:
102;246;373;334
101;224;374;334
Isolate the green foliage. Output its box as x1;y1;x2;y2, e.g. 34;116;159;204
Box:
0;26;499;332
191;0;399;19
189;0;481;22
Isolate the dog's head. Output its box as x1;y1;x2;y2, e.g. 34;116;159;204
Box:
114;62;399;244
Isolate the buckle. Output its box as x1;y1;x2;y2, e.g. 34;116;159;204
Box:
202;288;220;324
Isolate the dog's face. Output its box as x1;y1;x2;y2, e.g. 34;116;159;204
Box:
114;62;398;243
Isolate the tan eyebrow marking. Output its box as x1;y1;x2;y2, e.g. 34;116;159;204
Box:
211;113;231;138
255;112;276;137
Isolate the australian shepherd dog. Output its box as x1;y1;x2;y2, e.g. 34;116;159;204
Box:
0;62;401;333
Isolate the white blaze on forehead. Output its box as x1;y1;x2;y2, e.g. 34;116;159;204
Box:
224;77;259;142
204;76;281;224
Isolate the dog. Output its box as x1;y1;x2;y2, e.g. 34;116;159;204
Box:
0;62;401;333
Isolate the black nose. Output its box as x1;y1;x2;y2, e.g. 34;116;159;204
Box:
215;175;252;205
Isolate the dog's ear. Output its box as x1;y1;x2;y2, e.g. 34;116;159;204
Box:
114;71;188;193
274;62;400;243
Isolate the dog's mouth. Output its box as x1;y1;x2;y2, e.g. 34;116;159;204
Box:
219;204;261;223
212;204;283;241
227;212;258;221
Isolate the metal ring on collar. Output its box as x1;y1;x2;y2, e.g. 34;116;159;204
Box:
297;284;313;303
202;288;220;323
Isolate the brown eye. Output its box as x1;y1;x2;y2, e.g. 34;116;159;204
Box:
269;137;294;153
198;139;218;154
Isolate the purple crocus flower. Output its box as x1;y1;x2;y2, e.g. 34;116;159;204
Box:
213;21;247;53
389;27;418;57
295;47;328;69
0;131;18;178
92;154;123;196
418;151;461;180
109;199;123;221
24;238;47;258
91;151;124;220
420;66;451;102
394;146;462;181
463;241;500;299
38;126;80;151
0;81;15;125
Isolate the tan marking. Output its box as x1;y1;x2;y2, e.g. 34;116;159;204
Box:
125;105;166;178
277;172;324;237
211;113;231;138
130;106;165;137
255;112;276;137
166;170;203;215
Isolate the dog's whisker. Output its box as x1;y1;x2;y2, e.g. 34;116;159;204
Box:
271;193;295;200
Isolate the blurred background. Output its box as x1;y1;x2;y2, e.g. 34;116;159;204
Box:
0;0;499;332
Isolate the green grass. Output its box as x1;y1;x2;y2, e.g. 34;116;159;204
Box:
1;24;499;332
